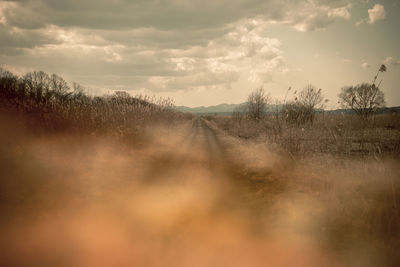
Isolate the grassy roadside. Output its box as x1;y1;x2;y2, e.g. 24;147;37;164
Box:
205;115;400;266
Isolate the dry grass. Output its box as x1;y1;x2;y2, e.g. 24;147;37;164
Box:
1;69;400;266
211;123;400;266
206;111;400;265
209;112;400;157
1;116;399;266
0;68;189;144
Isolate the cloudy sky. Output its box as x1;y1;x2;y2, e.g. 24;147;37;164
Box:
1;0;399;107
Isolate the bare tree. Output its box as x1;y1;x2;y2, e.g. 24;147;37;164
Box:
114;91;131;99
338;64;386;120
298;84;325;125
338;83;385;120
23;71;50;102
281;84;325;125
0;67;22;100
50;74;69;94
246;87;270;120
73;82;85;94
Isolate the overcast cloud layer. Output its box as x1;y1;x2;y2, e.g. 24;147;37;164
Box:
0;1;352;88
0;0;399;106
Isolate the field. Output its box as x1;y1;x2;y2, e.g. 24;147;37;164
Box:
1;70;400;267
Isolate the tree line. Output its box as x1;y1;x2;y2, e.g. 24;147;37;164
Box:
241;64;387;124
0;68;176;134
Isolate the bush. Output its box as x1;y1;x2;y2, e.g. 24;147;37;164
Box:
246;87;271;120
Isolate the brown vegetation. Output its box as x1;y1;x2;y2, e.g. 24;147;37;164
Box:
210;112;400;157
1;68;400;266
0;68;183;142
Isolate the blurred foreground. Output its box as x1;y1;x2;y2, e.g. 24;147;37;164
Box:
1;68;400;266
1;114;399;267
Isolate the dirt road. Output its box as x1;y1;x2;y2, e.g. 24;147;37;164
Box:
142;118;235;182
3;117;391;267
140;118;281;211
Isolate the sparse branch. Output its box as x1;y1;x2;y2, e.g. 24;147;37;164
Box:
246;87;270;120
338;83;385;120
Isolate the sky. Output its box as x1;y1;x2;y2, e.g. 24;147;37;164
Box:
0;0;399;108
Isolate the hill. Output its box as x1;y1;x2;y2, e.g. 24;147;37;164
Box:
176;103;400;116
176;103;245;114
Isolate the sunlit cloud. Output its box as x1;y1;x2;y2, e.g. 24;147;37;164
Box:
361;62;370;69
384;56;400;66
0;0;356;94
291;3;352;32
356;3;386;26
1;17;286;92
368;4;386;24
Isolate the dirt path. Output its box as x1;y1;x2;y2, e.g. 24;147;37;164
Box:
141;118;232;182
140;118;265;200
0;118;350;267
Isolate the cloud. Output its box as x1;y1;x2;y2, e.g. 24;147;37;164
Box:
285;2;352;32
140;19;287;91
356;3;386;26
384;57;400;66
361;62;370;69
0;0;353;93
0;19;286;92
1;0;353;32
368;4;386;24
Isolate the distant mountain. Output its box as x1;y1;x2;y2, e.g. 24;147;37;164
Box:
323;106;400;114
176;103;400;115
176;103;285;115
176;103;245;114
